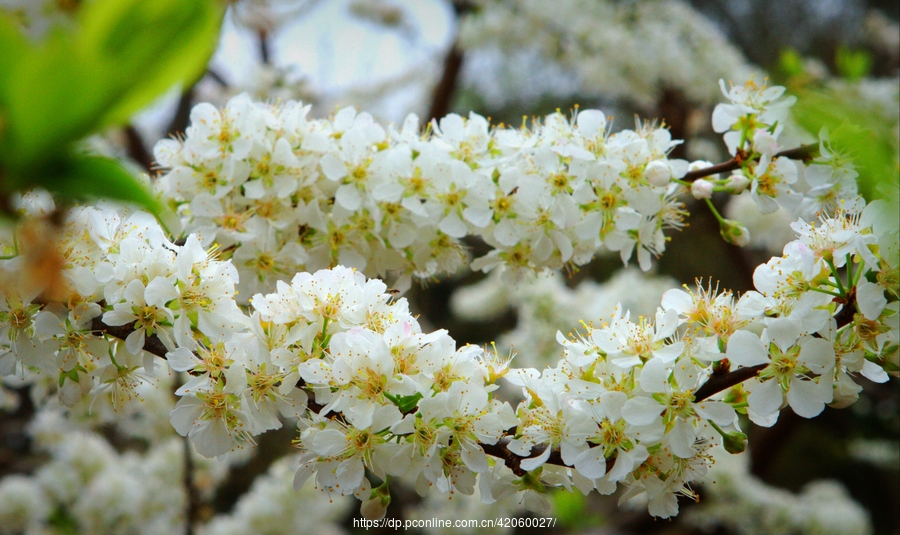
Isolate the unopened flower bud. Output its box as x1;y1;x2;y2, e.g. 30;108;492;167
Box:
721;430;748;454
726;173;750;194
720;219;750;247
645;161;672;187
360;481;391;520
691;179;714;199
688;160;714;172
752;130;778;156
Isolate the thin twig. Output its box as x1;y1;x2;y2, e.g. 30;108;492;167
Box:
682;143;819;182
259;29;271;64
694;364;767;402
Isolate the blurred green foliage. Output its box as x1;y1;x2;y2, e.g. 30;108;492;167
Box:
550;488;605;530
777;47;899;222
791;90;899;207
0;0;224;217
835;46;874;82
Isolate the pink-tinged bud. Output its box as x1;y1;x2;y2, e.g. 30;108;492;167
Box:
645;161;672;187
726;172;750;194
691;179;714;199
752;130;778;156
720;219;750;247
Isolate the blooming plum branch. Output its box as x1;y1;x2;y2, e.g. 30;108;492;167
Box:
0;80;896;522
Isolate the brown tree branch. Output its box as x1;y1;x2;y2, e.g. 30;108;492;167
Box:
693;364;767;402
124;125;154;173
258;29;271;65
91;317;171;358
166;88;197;141
682;143;819;182
427;43;464;123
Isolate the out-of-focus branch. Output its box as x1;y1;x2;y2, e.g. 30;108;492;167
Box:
166;88;197;140
258;29;271;64
426;1;477;122
427;43;464;123
658;89;689;160
183;435;200;535
123;125;154;173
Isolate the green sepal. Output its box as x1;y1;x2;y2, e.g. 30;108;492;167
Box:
384;391;423;414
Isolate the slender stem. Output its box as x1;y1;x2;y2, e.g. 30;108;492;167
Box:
809;287;843;298
825;258;846;296
846;255;855;288
704;197;726;224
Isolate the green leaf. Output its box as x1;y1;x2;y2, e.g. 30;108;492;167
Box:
0;13;28;97
778;48;805;78
1;0;222;168
835;46;873;82
550;489;605;529
384;391;424;414
77;0;223;128
35;154;161;215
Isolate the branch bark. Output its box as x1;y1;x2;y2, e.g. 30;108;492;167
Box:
693;364;767;402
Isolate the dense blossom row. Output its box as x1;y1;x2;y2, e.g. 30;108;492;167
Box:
153;79;860;300
0;200;895;520
0;82;896;521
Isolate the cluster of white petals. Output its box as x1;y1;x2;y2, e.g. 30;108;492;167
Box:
154;93;698;292
0;416;229;535
0;82;896;522
458;0;756;109
154;79;867;298
450;268;678;368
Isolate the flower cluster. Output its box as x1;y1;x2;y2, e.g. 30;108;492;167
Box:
711;80;864;221
201;454;352;535
0;82;895;522
175;198;895;519
458;0;756;109
0;196;246;411
154;93;698;295
450;268;678;368
0;416;229;535
154;79;867;299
